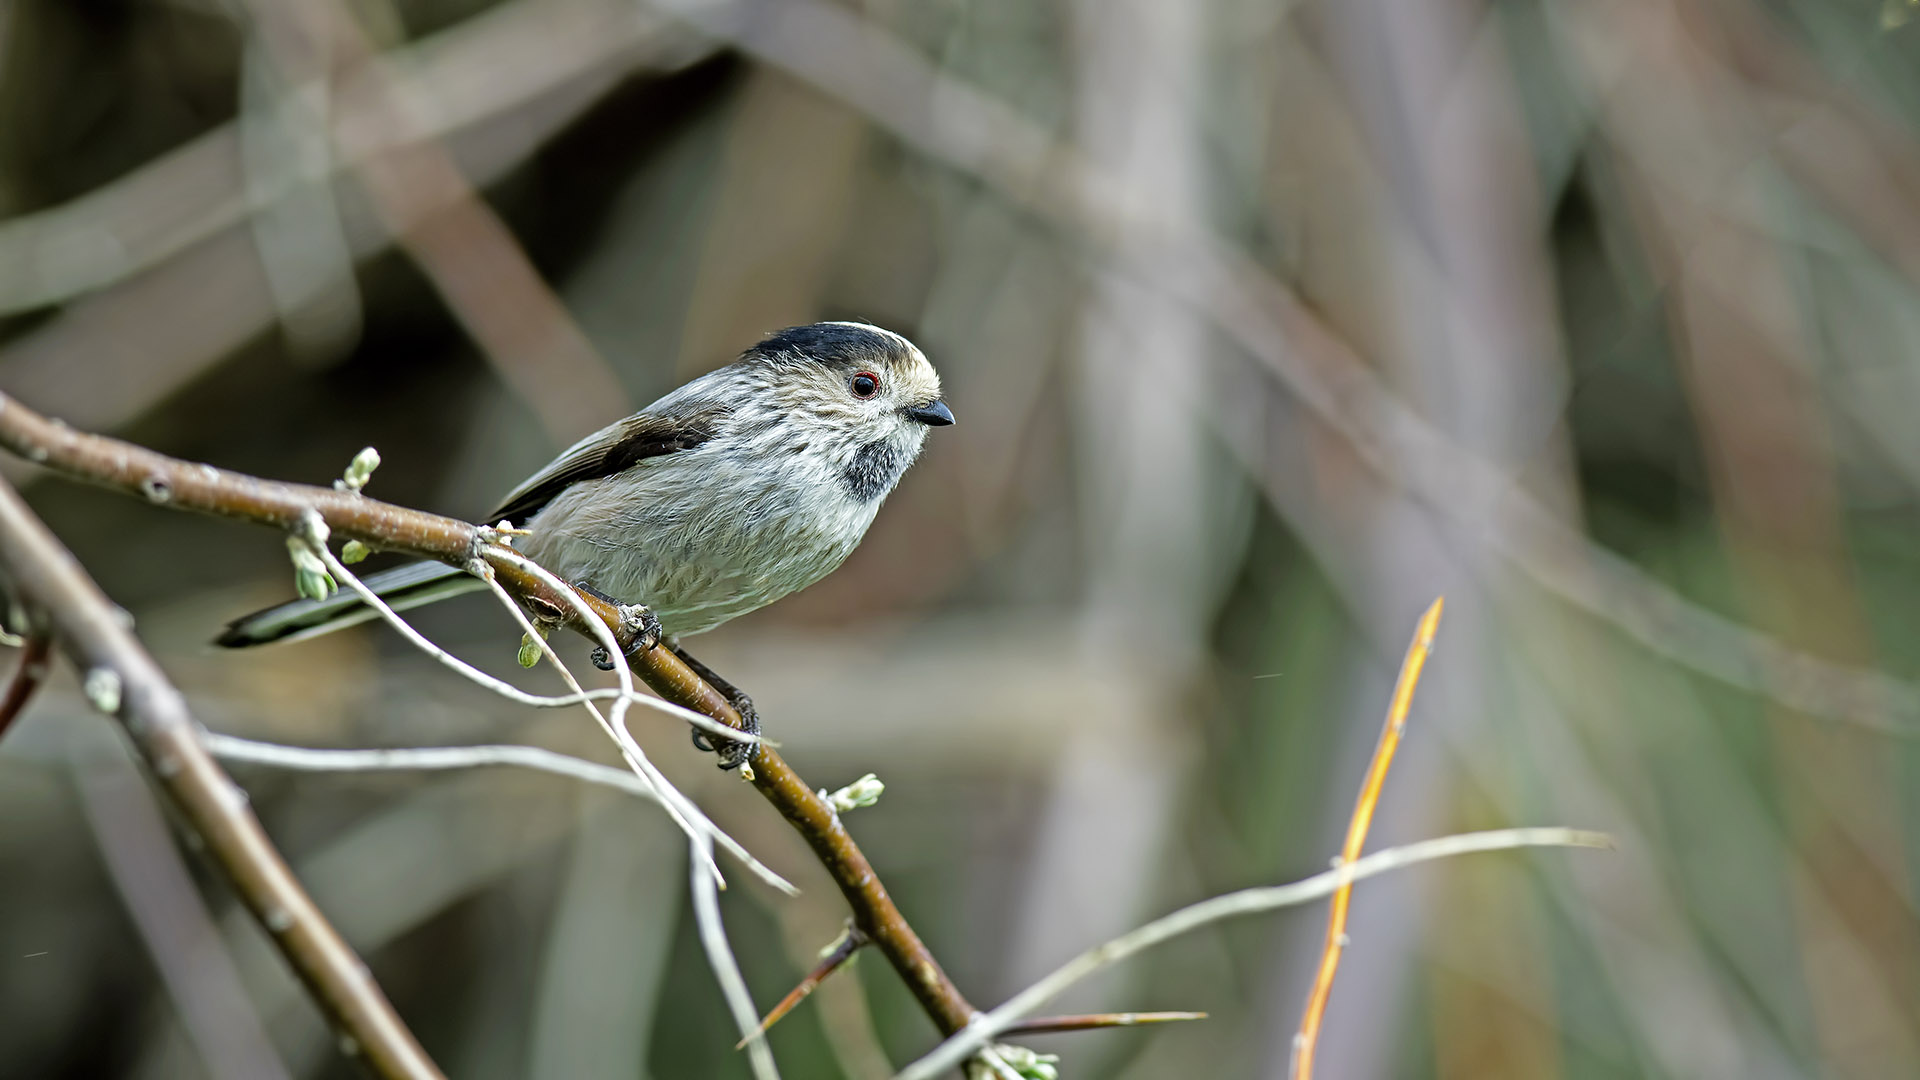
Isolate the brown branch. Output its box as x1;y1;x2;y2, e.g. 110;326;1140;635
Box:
0;630;51;742
1001;1012;1208;1036
0;390;981;1041
0;477;442;1080
742;922;869;1046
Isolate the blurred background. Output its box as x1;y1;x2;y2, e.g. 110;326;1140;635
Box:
5;0;1920;1076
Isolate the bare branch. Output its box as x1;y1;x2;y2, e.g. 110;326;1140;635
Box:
467;540;786;893
0;476;443;1080
202;731;666;802
0;390;980;1042
895;828;1615;1080
690;837;783;1080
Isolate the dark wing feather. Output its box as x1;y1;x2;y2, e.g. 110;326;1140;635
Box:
487;403;726;525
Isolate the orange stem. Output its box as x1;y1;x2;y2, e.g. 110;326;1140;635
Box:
1290;597;1444;1080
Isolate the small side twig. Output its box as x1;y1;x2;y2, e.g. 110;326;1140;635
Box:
1290;597;1443;1080
743;922;871;1046
0;630;52;742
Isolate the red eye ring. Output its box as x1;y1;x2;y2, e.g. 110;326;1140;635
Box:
850;371;881;399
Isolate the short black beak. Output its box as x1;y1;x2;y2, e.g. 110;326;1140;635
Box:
904;399;955;427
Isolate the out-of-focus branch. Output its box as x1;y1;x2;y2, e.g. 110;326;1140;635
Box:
0;479;443;1080
894;828;1615;1080
68;723;296;1080
0;0;709;438
0;631;51;742
0;0;691;317
1290;599;1443;1080
0;390;981;1043
663;0;1920;738
235;0;628;442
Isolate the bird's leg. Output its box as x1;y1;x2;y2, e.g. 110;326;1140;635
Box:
570;582;662;671
668;640;761;772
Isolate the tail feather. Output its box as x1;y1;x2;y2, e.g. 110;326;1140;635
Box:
216;561;484;648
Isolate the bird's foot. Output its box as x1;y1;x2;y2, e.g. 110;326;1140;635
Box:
690;687;760;772
571;582;661;670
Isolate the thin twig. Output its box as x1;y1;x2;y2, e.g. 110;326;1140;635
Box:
1291;598;1443;1080
690;835;783;1080
0;476;443;1080
893;827;1614;1080
469;543;773;891
1000;1012;1208;1037
0;630;51;742
0;390;979;1042
744;923;870;1045
294;523;757;746
202;731;666;802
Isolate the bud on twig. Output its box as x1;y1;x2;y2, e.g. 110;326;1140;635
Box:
334;446;382;493
968;1045;1058;1080
820;773;884;813
517;627;549;669
287;536;336;601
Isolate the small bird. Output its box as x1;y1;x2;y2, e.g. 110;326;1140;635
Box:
217;322;954;767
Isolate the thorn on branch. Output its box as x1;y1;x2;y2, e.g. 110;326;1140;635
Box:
741;922;870;1045
1000;1011;1209;1036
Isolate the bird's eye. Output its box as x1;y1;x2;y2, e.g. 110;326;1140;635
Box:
850;372;881;399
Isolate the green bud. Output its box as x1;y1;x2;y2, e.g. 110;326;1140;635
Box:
517;633;545;668
338;446;382;493
968;1046;1058;1080
820;773;884;814
340;540;371;564
286;537;336;601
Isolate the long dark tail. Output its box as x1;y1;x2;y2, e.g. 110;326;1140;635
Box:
215;561;484;648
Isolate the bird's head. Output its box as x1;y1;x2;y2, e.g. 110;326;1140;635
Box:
741;322;953;500
749;321;951;435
